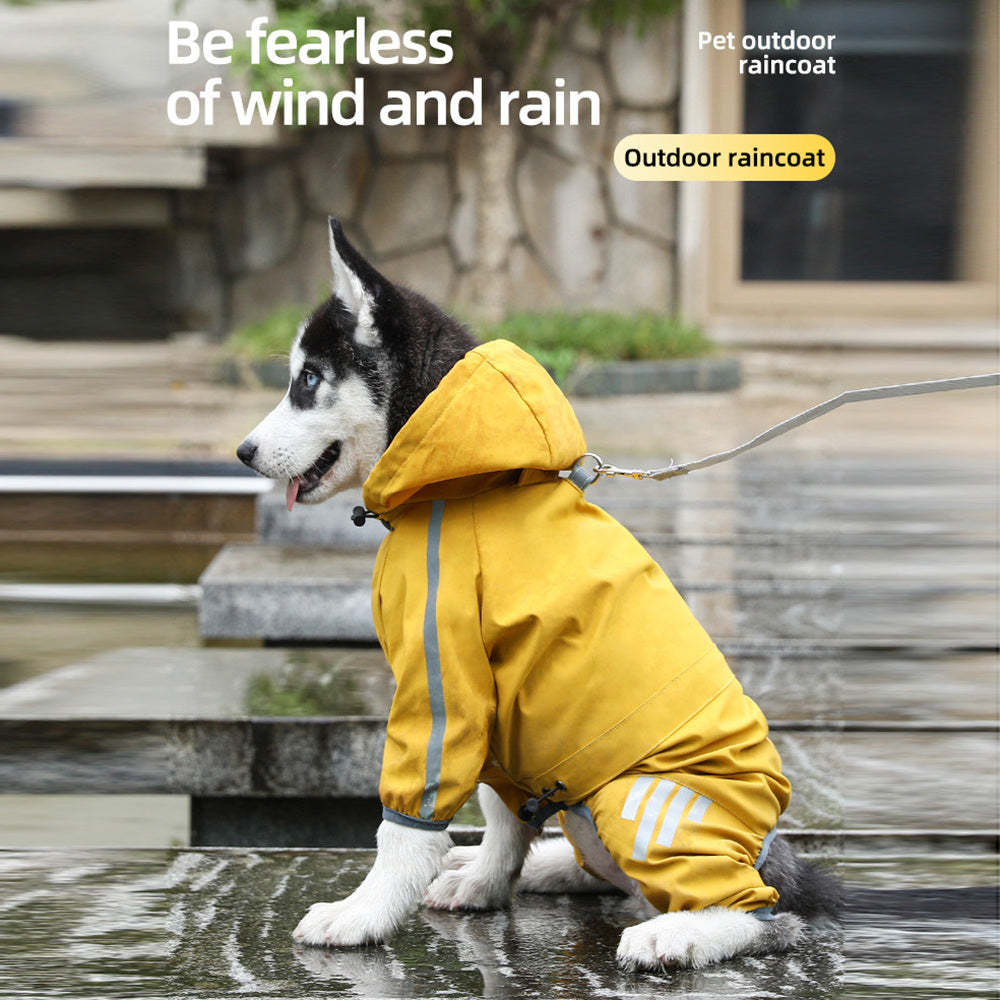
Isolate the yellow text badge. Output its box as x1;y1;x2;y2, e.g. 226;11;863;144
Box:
615;134;835;181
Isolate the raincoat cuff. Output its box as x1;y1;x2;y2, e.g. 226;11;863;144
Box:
382;806;450;831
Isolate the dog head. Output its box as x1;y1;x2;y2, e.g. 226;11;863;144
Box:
236;220;396;507
237;219;475;508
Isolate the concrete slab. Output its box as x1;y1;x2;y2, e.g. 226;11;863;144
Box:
0;647;995;838
0;848;994;999
198;545;378;642
256;484;384;550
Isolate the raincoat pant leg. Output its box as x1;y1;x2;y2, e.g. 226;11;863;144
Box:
578;765;783;915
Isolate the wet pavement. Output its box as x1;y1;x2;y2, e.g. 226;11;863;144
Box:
0;848;996;1000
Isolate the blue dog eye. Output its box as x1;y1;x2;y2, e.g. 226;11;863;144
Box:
303;370;320;389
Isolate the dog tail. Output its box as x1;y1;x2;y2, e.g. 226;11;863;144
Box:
761;835;845;920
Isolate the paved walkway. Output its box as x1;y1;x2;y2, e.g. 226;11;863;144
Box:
0;334;996;464
0;847;995;999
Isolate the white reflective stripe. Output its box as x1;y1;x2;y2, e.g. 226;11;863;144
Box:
687;794;712;825
621;775;656;822
631;780;674;861
655;785;697;849
419;500;447;821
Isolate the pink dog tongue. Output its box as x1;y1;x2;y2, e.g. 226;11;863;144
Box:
286;478;301;512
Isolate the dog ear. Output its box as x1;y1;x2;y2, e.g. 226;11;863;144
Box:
328;218;399;347
328;218;368;316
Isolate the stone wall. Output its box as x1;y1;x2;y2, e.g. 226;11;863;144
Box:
0;14;682;340
173;14;683;338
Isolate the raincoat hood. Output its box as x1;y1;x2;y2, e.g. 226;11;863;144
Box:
363;340;587;515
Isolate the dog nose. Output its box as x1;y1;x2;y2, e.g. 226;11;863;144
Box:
236;439;258;468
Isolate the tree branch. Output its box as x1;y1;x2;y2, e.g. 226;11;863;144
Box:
511;0;586;93
453;0;489;81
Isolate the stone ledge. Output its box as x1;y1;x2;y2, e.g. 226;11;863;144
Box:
565;355;742;396
0;646;995;836
217;354;743;397
197;534;997;643
198;544;379;642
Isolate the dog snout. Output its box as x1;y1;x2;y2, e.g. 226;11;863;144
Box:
236;438;258;469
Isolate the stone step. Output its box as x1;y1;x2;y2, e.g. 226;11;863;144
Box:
2;643;993;729
198;545;378;642
0;460;269;583
197;541;997;643
2;714;992;834
225;457;997;641
0;646;995;839
0;848;995;999
256;484;996;570
256;483;384;549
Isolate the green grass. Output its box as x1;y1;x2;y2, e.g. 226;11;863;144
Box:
225;306;713;384
244;660;367;717
482;311;713;383
225;304;307;360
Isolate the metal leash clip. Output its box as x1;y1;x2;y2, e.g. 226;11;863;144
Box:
594;460;679;481
568;453;679;483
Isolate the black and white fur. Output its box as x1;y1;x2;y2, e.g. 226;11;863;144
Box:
238;219;841;971
237;220;475;506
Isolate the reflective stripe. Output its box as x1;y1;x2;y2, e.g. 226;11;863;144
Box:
621;775;656;822
655;785;697;849
687;794;712;825
382;806;449;831
632;780;674;861
419;500;447;821
624;781;719;860
754;827;779;870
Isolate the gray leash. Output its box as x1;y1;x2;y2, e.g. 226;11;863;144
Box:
569;372;999;487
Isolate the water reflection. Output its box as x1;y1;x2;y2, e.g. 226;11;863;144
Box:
15;848;996;999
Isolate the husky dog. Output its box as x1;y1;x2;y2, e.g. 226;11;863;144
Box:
238;220;840;971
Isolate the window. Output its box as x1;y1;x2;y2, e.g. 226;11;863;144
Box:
741;0;976;281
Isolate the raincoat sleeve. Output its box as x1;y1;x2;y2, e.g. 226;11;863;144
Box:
372;499;497;829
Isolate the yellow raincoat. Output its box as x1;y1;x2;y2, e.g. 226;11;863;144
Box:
363;341;790;911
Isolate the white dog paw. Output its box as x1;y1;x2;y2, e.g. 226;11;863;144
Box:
617;908;776;971
423;864;513;912
292;898;392;948
438;845;480;873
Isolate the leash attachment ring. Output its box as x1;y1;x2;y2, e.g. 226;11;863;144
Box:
566;453;604;490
